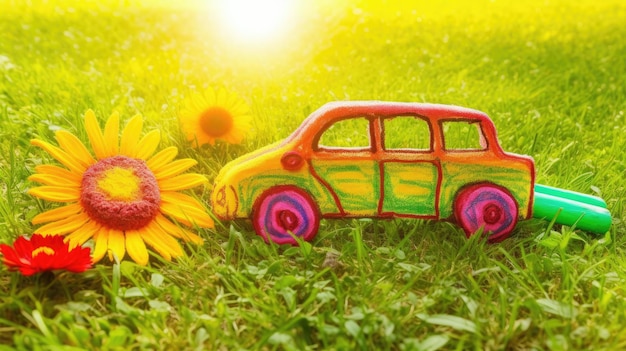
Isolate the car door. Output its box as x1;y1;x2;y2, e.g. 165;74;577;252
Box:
379;115;440;218
309;116;380;216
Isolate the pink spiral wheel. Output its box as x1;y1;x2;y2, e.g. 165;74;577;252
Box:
454;183;519;242
252;185;320;245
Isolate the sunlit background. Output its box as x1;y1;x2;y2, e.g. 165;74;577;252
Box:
212;0;297;44
1;0;626;349
196;0;349;84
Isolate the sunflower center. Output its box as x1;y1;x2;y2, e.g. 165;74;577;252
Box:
81;155;161;231
97;167;141;201
32;246;55;257
199;107;234;137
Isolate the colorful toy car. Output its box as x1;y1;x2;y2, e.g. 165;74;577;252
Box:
211;101;612;244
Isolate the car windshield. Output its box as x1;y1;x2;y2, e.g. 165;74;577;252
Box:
281;109;325;145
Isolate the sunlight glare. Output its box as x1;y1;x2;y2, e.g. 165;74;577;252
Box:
214;0;295;43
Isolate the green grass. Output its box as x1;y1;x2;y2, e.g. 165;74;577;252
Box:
1;0;626;349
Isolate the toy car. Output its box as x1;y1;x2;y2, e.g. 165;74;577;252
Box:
211;101;612;244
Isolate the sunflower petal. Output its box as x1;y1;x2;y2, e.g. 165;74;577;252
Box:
192;91;208;109
215;88;228;106
150;225;184;258
158;174;207;192
160;203;209;228
120;114;143;157
154;214;203;244
203;87;217;104
35;212;90;235
160;191;205;207
55;130;96;168
153;159;198;180
103;111;120;156
194;132;216;146
134;130;161;160
65;221;101;248
92;229;109;263
28;186;80;202
223;90;237;107
34;165;82;183
84;109;108;160
146;146;178;172
125;229;149;265
107;229;125;262
223;129;245;144
30;139;86;174
141;222;174;261
160;192;214;228
28;173;81;187
31;203;83;225
229;102;248;116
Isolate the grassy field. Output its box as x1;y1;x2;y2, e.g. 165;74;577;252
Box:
1;0;626;349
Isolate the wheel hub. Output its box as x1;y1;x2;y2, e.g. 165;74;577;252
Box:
277;210;299;232
483;204;502;224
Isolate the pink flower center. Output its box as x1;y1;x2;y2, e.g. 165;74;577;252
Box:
80;156;161;230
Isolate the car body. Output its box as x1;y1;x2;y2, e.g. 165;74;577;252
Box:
212;101;536;244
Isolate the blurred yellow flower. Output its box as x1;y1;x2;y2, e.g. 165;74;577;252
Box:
179;87;252;146
28;110;214;265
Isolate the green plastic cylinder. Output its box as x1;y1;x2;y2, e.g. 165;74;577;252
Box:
534;184;607;209
532;191;612;234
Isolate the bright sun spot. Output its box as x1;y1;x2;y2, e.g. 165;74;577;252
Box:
214;0;295;43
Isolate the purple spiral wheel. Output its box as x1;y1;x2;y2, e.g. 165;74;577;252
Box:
454;183;519;242
252;186;320;245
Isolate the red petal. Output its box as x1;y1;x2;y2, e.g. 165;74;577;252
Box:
1;239;33;273
12;236;34;260
18;266;40;276
1;244;22;268
31;253;53;271
32;234;67;250
2;234;92;275
64;247;93;272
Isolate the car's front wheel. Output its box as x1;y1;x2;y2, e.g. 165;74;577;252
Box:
252;185;320;245
454;183;519;242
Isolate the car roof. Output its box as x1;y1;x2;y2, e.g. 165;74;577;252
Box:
285;101;497;146
314;101;490;122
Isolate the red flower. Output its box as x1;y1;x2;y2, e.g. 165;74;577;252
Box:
0;234;92;276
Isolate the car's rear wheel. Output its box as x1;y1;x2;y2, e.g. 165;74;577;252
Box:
252;185;320;245
454;183;518;242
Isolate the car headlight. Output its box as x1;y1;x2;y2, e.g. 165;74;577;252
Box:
212;185;238;219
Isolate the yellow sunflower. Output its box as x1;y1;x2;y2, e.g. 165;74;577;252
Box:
179;87;252;146
28;110;214;265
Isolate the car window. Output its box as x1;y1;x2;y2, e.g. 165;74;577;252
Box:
383;116;431;151
442;120;486;150
316;117;371;150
